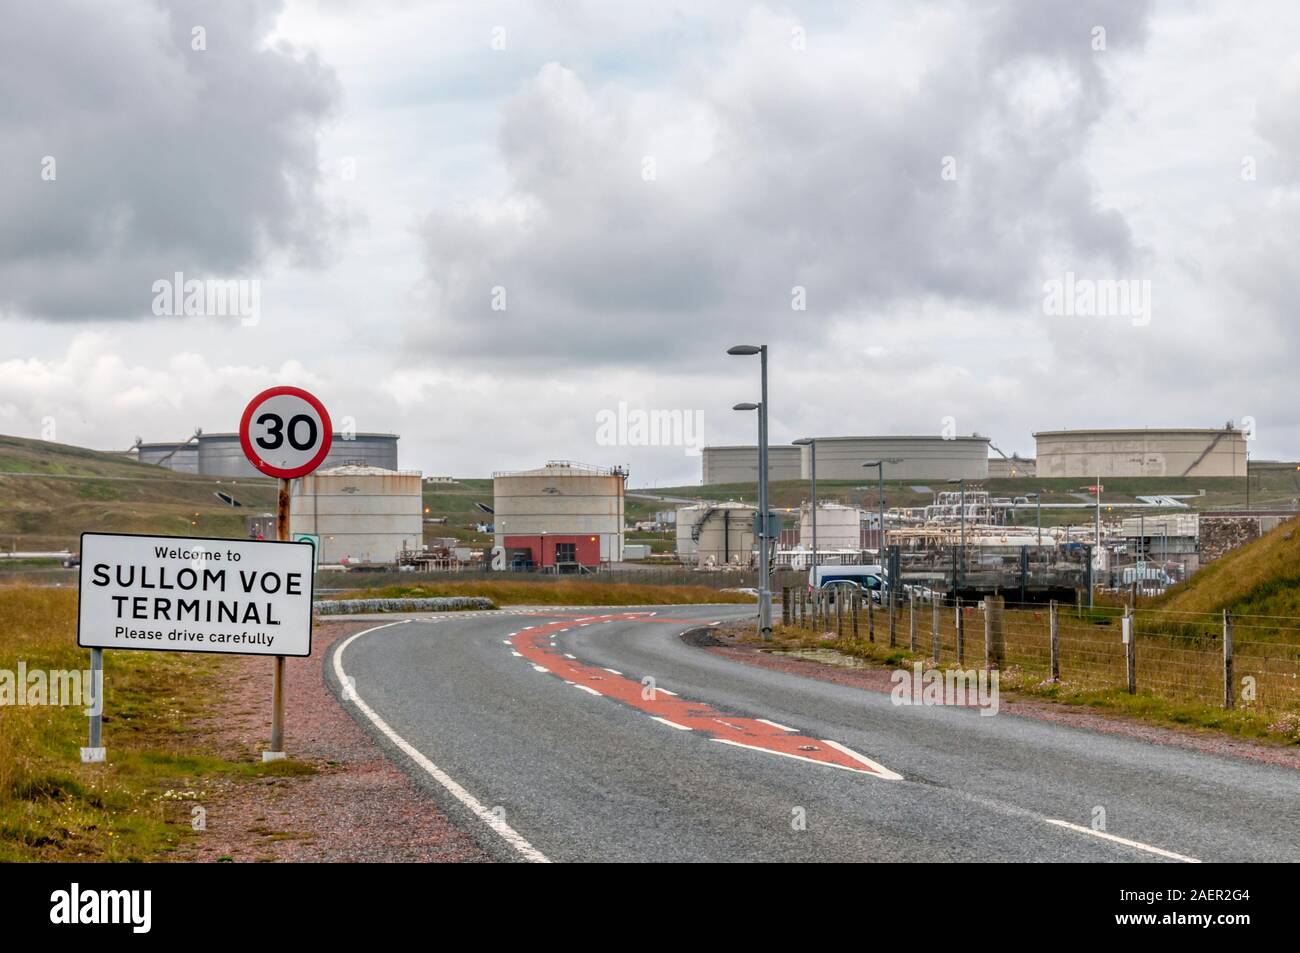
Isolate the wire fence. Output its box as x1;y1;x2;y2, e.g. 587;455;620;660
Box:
779;587;1300;725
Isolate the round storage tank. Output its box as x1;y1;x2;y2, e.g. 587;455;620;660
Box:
196;432;399;478
1034;428;1247;478
492;462;627;564
701;446;803;485
675;502;757;567
137;441;199;474
797;435;989;481
799;502;862;552
290;466;423;565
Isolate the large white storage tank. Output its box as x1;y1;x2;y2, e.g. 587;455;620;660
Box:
197;432;399;477
492;462;627;564
796;436;990;481
676;502;757;567
290;466;423;565
800;502;862;552
137;441;199;474
1034;428;1247;478
701;446;803;484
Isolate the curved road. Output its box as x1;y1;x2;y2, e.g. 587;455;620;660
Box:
327;606;1300;863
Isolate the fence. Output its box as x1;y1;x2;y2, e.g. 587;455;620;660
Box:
318;567;759;592
779;587;1300;723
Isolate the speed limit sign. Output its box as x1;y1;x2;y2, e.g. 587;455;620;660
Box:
239;386;333;479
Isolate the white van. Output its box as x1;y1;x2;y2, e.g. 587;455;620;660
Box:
808;564;885;601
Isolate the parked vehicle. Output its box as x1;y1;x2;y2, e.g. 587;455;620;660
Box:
808;564;886;603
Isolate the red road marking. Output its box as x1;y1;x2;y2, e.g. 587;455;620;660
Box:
510;612;901;779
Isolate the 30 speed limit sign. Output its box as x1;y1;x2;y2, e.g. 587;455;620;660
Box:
239;386;333;479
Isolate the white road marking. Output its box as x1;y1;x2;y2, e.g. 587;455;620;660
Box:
712;738;888;776
573;684;603;696
1044;819;1200;863
333;622;549;863
510;651;523;657
820;739;904;781
602;668;623;675
756;718;795;732
655;687;678;696
532;664;549;672
564;653;577;659
651;716;692;731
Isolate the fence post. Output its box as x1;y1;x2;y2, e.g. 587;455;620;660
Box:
984;595;1005;669
867;591;875;643
782;587;791;626
955;597;964;665
851;589;860;641
1223;609;1234;710
1049;600;1060;682
888;585;897;648
932;598;941;662
835;589;844;638
1124;605;1136;694
909;590;917;652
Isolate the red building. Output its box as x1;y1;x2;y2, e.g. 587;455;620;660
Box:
502;534;601;571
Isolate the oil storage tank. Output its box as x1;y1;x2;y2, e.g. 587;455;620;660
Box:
492;462;627;565
799;502;863;552
1034;427;1247;478
196;431;399;477
797;435;989;481
290;465;423;565
137;441;199;474
701;446;802;484
675;502;757;567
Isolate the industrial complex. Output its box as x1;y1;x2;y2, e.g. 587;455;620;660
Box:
136;431;400;478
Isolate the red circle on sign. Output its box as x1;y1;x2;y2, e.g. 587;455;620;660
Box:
238;386;333;479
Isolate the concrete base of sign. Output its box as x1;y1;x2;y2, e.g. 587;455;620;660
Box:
261;750;287;762
80;747;106;763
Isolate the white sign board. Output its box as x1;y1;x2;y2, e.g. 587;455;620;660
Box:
78;533;315;657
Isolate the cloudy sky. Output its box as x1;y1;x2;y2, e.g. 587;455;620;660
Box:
2;0;1297;485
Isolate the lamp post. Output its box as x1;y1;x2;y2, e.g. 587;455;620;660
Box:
793;437;817;571
728;343;771;640
862;458;902;564
946;477;966;591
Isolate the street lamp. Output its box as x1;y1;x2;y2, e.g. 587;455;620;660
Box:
793;437;817;571
728;343;771;640
862;458;903;564
946;477;967;591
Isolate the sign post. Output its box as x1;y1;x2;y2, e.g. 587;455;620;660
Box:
238;386;332;761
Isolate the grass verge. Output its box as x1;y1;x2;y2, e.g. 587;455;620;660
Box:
0;586;314;861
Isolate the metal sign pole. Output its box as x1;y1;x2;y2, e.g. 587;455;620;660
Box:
264;477;291;761
80;646;105;763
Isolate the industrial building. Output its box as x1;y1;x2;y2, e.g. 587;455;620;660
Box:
493;462;626;568
137;431;400;477
1034;427;1247;478
796;435;990;481
675;501;757;567
797;502;863;552
289;465;423;565
701;445;802;484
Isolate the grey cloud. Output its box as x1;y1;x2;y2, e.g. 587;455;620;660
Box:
0;0;340;321
411;1;1150;369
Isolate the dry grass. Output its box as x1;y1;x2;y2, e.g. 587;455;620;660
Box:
0;585;311;861
327;579;758;606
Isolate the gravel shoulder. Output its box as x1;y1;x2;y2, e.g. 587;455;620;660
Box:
699;622;1300;771
173;621;491;863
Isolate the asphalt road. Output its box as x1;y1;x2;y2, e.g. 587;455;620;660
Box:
328;606;1300;863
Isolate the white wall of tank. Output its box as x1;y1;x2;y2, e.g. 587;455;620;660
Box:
492;462;626;563
675;502;756;566
289;466;423;565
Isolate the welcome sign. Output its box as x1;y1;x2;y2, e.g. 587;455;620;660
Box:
77;533;315;657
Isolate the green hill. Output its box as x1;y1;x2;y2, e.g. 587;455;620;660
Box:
1156;515;1300;619
0;434;278;553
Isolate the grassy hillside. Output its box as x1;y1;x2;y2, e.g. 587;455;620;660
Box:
1157;515;1300;618
0;434;278;552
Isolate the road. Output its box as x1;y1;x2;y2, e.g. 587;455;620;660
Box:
328;606;1300;863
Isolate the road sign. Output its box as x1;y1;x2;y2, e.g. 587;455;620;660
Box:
77;532;315;657
292;532;321;570
239;385;333;479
